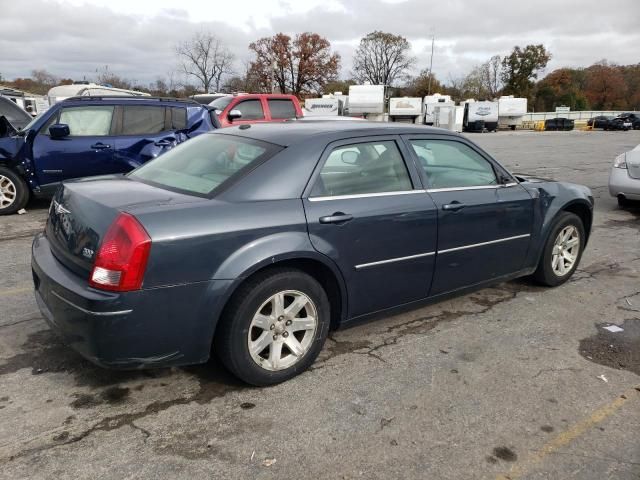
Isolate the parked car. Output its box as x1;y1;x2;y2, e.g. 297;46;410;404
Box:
609;143;640;207
32;122;593;386
606;116;633;131
544;117;574;131
587;115;614;129
0;96;220;214
210;93;302;127
616;113;640;130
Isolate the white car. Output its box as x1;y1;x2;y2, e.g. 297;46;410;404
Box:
609;144;640;206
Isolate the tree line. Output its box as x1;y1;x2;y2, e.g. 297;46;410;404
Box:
1;31;639;111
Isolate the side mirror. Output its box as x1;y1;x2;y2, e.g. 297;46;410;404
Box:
341;150;359;165
228;109;242;123
49;124;70;139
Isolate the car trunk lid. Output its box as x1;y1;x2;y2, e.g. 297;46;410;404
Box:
46;175;206;277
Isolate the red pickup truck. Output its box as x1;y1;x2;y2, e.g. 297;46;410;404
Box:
210;94;303;127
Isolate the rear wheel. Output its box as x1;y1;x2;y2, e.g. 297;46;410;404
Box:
215;268;330;386
533;212;585;287
0;167;29;216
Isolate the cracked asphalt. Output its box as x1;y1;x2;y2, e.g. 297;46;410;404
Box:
1;130;640;480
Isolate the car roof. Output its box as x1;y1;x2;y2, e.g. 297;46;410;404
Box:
214;121;456;147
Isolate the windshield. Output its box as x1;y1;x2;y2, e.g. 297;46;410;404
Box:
20;115;40;131
129;133;282;196
210;96;234;110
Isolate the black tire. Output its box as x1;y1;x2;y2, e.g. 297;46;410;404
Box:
533;212;585;287
0;166;29;216
215;268;331;386
617;195;630;208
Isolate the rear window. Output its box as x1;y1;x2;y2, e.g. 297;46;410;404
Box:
268;99;297;119
122;106;166;135
129;134;282;196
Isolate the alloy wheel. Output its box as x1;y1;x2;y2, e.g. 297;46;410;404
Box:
247;290;318;371
551;225;580;276
0;175;17;209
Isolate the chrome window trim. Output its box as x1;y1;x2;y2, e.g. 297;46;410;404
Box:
355;251;436;270
438;234;531;254
51;290;133;316
309;190;427;202
426;183;518;193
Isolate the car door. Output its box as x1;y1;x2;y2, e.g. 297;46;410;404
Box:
113;104;184;170
303;136;438;318
404;136;533;296
30;105;116;189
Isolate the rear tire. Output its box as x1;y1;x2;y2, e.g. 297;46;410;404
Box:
215;268;330;386
0;167;29;216
533;212;585;287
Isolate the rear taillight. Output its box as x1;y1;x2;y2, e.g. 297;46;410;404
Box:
613;153;627;169
89;213;151;292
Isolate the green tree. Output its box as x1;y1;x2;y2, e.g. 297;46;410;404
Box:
501;44;551;101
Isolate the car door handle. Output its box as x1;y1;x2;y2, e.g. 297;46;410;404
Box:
319;213;353;224
154;140;173;147
442;202;466;212
91;143;111;150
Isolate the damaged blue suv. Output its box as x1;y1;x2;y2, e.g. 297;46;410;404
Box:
0;96;220;214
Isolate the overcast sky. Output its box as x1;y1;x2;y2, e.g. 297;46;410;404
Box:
1;0;638;88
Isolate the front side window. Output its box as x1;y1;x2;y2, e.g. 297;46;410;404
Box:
311;140;412;197
122;106;166;135
268;99;297;119
233;100;264;120
409;139;497;189
58;106;114;136
129;134;281;196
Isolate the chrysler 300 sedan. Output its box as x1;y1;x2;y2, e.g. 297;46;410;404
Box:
32;122;593;385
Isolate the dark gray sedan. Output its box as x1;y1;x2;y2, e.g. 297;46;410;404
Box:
32;122;594;385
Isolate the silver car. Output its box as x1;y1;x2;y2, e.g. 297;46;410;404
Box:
609;144;640;206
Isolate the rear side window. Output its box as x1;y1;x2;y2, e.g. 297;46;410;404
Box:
268;99;297;119
311;140;412;197
129;134;282;196
233;100;264;120
59;106;114;136
122;106;166;135
170;107;187;130
409;139;497;189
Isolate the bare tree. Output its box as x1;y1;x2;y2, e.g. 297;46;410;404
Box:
481;55;502;97
352;31;415;86
176;32;235;93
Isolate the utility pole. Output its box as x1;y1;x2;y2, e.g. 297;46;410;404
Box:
271;60;277;94
427;35;435;95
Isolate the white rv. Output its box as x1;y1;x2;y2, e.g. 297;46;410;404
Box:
0;86;49;116
389;97;423;124
304;98;340;116
432;105;464;132
322;92;348;115
348;84;387;120
423;93;454;125
498;96;527;130
47;82;150;105
463;100;499;132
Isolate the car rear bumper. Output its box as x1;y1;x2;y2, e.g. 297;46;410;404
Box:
31;233;232;369
609;167;640;200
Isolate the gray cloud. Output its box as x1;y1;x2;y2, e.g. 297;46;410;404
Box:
0;0;638;87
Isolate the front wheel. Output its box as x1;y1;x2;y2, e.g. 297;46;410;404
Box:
533;212;585;287
0;166;29;215
215;268;330;386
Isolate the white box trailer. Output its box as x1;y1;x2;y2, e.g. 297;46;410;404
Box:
322;92;348;115
423;93;453;125
389;97;422;123
47;82;150;105
498;96;527;130
0;86;49;116
304;98;341;116
348;84;386;116
433;105;464;132
463;100;499;132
